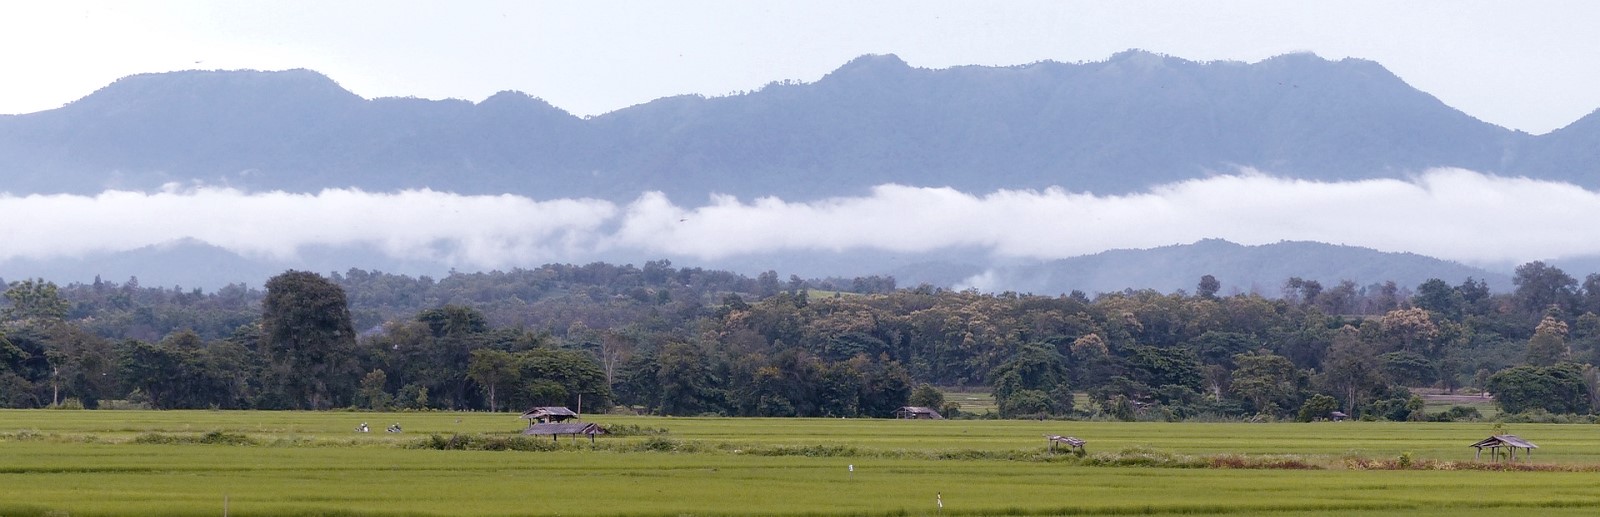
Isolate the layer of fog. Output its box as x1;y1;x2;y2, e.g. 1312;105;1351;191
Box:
2;169;1595;271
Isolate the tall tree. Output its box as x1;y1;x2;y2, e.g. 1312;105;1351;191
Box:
1230;351;1298;414
1487;363;1591;414
415;305;490;408
1412;278;1463;320
1513;261;1577;320
262;271;357;409
1320;325;1383;413
1196;275;1221;300
116;339;188;409
1527;316;1571;366
991;342;1072;417
1378;307;1440;355
2;279;70;323
467;348;517;412
654;341;722;416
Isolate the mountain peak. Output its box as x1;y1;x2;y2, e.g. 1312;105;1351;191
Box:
1106;48;1178;64
64;68;362;114
825;53;913;78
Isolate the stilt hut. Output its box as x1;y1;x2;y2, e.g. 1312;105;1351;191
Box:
893;406;944;419
1045;435;1087;453
523;422;606;443
520;406;579;424
1469;435;1538;462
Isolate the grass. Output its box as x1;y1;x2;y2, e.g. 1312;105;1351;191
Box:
5;410;1600;516
940;387;997;415
1421;397;1500;420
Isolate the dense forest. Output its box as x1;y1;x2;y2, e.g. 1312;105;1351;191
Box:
4;260;1600;421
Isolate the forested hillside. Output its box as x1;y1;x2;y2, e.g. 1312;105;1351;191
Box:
5;260;1598;421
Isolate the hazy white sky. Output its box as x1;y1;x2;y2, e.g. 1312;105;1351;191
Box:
2;1;1598;134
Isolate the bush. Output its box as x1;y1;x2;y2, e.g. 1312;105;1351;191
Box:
1500;410;1598;424
132;431;258;446
907;384;945;409
411;433;565;452
600;424;669;437
1432;405;1483;422
1297;394;1339;422
1368;396;1424;421
1000;390;1052;419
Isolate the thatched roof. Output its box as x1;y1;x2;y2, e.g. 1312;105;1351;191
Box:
894;406;944;419
522;422;605;436
520;406;579;421
1469;435;1538;449
1045;435;1086;447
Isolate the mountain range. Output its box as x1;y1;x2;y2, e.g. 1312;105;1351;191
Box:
0;238;1515;298
3;50;1596;293
5;50;1598;202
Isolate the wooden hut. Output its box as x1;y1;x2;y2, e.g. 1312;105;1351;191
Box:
893;406;944;419
1469;435;1538;462
523;422;606;443
520;406;579;424
1045;435;1086;453
1329;411;1348;422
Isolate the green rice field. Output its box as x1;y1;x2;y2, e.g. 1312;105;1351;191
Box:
4;410;1600;516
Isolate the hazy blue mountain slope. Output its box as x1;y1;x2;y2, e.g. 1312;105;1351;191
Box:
0;52;1566;202
1515;109;1600;184
0;70;589;195
0;237;1523;296
585;51;1526;199
973;239;1512;296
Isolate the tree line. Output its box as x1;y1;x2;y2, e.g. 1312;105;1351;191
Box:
4;260;1600;420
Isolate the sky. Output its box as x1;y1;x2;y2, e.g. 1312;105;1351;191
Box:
2;1;1599;134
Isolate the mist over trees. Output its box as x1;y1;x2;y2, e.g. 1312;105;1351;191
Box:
5;259;1600;420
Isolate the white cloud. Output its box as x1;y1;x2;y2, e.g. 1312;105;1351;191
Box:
2;169;1598;271
0;187;617;268
608;169;1600;266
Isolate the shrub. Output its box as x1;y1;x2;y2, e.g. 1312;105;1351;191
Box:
601;424;669;437
410;433;567;452
131;431;258;446
1297;394;1339;422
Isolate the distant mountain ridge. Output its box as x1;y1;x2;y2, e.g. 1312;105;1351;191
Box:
0;237;1517;296
4;51;1597;294
4;50;1597;202
967;239;1513;295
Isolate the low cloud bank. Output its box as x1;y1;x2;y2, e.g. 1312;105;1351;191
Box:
2;169;1596;270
